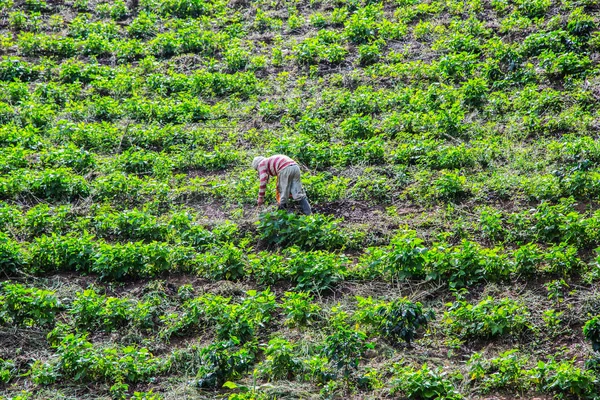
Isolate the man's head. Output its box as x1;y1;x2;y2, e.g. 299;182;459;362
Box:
252;156;265;171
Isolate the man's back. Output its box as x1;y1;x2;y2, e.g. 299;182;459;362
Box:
259;154;296;177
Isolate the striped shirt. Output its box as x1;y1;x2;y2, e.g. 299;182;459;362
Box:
257;155;296;202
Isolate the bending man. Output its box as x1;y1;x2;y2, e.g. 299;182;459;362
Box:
252;155;312;215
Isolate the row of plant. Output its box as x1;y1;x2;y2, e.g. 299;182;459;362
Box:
2;164;600;214
0;127;564;175
1;216;599;288
3;281;600;398
2;1;596;74
391;356;599;400
477;198;600;247
0;58;595;133
0;281;594;346
0;66;595;139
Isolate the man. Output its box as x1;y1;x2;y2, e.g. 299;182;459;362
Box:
252;155;312;215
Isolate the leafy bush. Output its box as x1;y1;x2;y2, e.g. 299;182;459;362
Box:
532;358;599;398
353;296;432;345
378;298;433;345
0;283;61;327
467;350;530;394
39;333;162;385
287;248;347;292
196;243;246;281
164;290;275;343
567;8;596;37
195;340;255;388
427;240;487;289
259;337;302;381
0;358;17;384
384;230;428;280
247;252;289;285
444;296;531;339
70;289;158;332
257;211;347;250
322;324;372;378
390;364;463;400
431;171;468;201
92;207;167;242
341;114;376;139
0;233;25;274
583;316;600;352
29;233;97;273
540;51;592;79
280;291;321;327
515;0;550;18
159;0;217;18
7;168;91;201
91;241;195;280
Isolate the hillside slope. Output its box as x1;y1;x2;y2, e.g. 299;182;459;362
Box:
1;0;600;399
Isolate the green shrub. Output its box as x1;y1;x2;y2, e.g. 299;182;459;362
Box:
358;41;382;66
344;5;381;44
128;12;157;38
40;145;95;172
159;0;217;18
515;0;550;18
0;233;25;274
29;233;97;273
341;137;386;166
532;358;599;398
303;173;349;203
177;223;215;249
567;8;596;37
26;168;90;202
341;114;376;139
164;290;275;342
257;211;347;250
378;298;433;345
247;252;289;285
513;243;544;277
0;283;61;327
196;243;246;281
322;324;371;377
543;242;582;277
259;337;302;381
467;350;530;394
69;289;158;332
195;340;255;388
427;240;487;289
287;248;347;292
540;51;592;79
45;333;161;384
350;170;392;203
24;203;74;238
91;241;190;280
583;316;600;352
431;171;468;201
444;296;531;339
280;291;321;327
92;207;167;242
384;230;428;280
390;364;463;400
0;358;16;384
0;58;38;82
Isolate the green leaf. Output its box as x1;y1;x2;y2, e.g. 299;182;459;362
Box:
222;381;238;389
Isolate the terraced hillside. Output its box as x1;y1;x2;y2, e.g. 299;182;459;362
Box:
1;0;600;399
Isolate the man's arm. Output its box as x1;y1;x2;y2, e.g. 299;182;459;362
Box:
257;168;269;205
